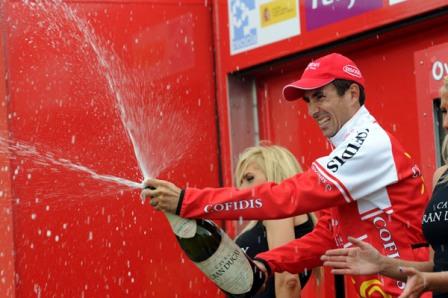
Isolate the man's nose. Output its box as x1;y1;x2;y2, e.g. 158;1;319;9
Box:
307;101;319;117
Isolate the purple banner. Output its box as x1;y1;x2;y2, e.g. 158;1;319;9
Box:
305;0;383;30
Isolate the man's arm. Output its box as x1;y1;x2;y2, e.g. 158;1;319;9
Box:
179;167;347;220
142;126;408;220
141;167;346;220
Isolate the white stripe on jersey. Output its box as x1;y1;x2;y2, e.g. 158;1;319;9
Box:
312;162;353;203
316;124;398;203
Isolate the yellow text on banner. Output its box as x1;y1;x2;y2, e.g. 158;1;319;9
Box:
260;0;297;28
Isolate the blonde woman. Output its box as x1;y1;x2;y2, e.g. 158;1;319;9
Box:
322;78;448;298
233;145;316;298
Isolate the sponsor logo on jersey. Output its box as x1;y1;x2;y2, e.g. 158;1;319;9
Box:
327;128;369;173
357;276;405;297
358;279;391;298
311;163;334;191
372;214;406;290
411;164;421;178
373;215;400;259
204;198;263;214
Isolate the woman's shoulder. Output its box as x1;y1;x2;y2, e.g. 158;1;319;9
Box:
432;164;448;187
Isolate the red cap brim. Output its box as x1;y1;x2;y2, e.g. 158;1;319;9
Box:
282;78;335;101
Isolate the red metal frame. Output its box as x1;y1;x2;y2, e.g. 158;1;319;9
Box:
0;28;15;298
221;0;448;72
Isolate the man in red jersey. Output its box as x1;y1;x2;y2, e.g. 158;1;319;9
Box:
141;53;429;297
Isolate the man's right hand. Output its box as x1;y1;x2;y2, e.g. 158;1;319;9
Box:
140;178;182;214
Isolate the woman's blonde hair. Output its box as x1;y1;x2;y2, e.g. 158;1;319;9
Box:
442;135;448;166
235;145;302;187
235;144;318;227
234;144;322;283
438;135;448;185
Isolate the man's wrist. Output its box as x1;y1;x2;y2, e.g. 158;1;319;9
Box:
421;272;430;291
378;255;391;275
175;189;185;215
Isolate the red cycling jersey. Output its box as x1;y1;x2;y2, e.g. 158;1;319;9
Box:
178;107;429;297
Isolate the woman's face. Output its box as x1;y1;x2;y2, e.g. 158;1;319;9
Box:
239;161;267;189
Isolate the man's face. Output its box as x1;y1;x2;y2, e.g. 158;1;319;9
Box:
304;83;359;138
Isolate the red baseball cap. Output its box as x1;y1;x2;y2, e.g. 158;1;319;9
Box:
282;53;365;101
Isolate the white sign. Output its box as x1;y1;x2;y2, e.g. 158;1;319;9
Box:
228;0;300;55
389;0;407;5
432;60;448;81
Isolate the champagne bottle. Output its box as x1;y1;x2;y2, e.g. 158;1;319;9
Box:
163;212;266;297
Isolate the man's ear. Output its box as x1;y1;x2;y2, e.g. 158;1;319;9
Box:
348;83;360;105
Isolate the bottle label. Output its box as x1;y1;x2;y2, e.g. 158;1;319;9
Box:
195;232;254;294
164;213;197;238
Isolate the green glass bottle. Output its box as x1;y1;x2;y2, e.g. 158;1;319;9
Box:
164;212;266;297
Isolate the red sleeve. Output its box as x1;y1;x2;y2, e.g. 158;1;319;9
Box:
254;210;335;274
179;164;347;220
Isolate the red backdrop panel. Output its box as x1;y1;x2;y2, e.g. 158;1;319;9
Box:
3;1;222;297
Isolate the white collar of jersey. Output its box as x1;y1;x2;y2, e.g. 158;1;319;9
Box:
329;106;376;147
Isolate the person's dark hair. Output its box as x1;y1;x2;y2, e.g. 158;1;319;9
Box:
332;79;365;106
